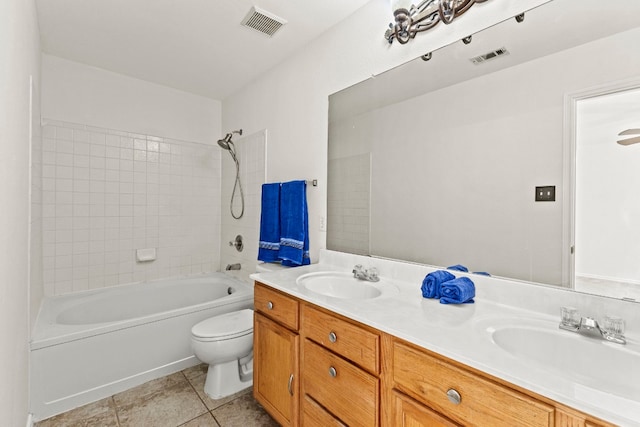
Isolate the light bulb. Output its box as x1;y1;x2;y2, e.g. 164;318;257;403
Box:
391;0;413;12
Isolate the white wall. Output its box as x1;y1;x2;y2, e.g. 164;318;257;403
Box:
0;0;41;425
222;0;551;263
42;54;221;145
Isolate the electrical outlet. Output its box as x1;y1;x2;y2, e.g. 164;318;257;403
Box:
535;186;555;202
319;215;326;232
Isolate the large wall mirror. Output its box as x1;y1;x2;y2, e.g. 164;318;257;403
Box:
327;0;640;301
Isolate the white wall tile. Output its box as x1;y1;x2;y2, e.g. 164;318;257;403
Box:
42;119;222;296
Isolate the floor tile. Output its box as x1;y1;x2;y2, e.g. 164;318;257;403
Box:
34;397;119;427
211;393;279;427
179;412;220;427
113;372;208;427
182;363;208;383
187;371;253;411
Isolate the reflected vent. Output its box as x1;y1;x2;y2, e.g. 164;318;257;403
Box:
470;47;509;65
241;6;287;37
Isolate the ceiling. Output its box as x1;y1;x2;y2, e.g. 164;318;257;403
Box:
35;0;371;100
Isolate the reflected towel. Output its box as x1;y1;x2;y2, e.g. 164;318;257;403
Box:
447;264;468;272
421;270;455;299
440;277;475;304
278;180;310;266
473;271;491;276
258;183;281;263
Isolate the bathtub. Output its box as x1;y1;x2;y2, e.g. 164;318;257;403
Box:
30;273;253;421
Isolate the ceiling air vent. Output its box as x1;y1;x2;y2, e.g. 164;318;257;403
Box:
469;47;509;65
241;6;287;37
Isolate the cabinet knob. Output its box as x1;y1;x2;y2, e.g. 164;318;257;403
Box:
329;366;337;378
267;301;273;310
328;331;337;343
446;388;461;405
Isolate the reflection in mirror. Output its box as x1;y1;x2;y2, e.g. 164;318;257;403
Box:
575;87;640;301
327;0;640;300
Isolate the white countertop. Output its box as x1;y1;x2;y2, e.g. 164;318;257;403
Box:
251;250;640;426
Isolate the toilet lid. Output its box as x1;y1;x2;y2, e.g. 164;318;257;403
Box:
191;308;253;339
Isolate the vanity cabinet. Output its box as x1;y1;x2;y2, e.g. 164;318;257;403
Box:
392;390;460;427
300;303;381;426
253;282;618;427
390;339;554;427
253;282;299;427
388;338;616;427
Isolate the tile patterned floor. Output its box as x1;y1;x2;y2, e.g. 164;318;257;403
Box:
35;364;279;427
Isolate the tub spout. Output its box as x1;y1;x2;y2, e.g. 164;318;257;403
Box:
226;263;241;271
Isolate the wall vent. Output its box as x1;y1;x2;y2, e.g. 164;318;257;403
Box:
469;47;509;65
241;6;287;37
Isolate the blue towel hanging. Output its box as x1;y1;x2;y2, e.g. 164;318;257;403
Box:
258;183;281;263
278;180;310;266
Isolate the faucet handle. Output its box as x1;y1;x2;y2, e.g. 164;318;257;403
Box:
560;306;580;328
602;315;626;338
366;267;379;281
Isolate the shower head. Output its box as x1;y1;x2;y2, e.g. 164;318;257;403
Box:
217;133;233;150
217;129;243;150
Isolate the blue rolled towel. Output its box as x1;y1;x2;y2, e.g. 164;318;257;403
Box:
421;270;455;299
447;264;468;272
440;277;475;304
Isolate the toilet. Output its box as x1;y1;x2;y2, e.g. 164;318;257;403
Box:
191;308;254;399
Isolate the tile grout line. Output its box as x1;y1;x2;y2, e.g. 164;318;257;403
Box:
180;370;221;427
111;395;123;427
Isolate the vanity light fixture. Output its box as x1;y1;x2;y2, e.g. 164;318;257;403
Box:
385;0;489;44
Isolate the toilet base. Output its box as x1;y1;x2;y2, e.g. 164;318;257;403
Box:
203;357;253;399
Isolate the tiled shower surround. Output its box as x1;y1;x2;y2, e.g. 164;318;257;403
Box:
41;119;221;296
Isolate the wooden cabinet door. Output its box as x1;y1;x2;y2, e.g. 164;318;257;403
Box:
254;312;299;427
302;339;379;426
393;391;461;427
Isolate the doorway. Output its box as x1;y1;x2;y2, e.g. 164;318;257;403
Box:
571;85;640;300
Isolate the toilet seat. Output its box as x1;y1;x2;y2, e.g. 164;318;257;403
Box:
192;308;254;341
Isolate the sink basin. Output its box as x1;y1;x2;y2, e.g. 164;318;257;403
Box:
483;318;640;402
296;271;388;300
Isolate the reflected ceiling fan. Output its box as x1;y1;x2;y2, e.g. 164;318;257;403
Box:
617;129;640;146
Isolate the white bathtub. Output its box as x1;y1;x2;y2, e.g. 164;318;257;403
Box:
30;273;253;421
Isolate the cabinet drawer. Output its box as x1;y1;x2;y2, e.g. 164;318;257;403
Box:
302;395;347;427
301;304;379;374
393;391;460;427
392;341;554;427
303;339;379;427
254;282;299;330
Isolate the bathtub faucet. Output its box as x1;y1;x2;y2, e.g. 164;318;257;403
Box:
226;263;241;271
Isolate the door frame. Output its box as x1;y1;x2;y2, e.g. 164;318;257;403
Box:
563;76;640;289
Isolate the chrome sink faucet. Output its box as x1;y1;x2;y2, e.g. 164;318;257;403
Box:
352;264;380;282
559;306;626;345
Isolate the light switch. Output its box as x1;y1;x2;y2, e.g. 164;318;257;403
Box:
535;186;555;202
